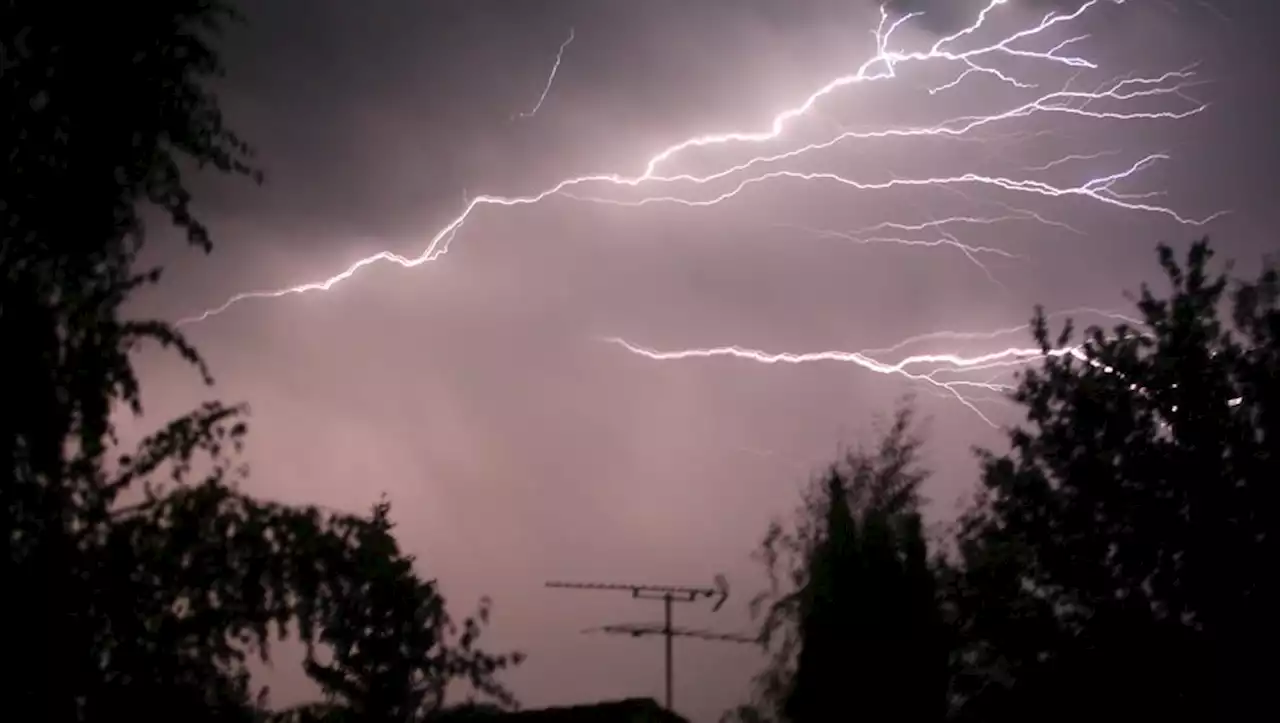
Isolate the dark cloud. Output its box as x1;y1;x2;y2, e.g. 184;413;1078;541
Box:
875;0;989;34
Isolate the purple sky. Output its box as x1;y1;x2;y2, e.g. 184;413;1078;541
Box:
126;1;1277;720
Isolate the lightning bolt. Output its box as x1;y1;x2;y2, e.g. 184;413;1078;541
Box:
604;335;1053;428
513;27;576;121
604;307;1147;429
610;303;1242;430
180;0;1226;425
179;0;1216;328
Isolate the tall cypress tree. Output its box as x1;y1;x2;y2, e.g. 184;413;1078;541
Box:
739;405;950;723
784;470;861;723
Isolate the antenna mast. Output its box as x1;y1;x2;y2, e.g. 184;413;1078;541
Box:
546;575;730;712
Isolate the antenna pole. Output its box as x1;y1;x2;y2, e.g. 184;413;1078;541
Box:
663;593;673;710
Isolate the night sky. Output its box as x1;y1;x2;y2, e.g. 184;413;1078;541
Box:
125;1;1278;720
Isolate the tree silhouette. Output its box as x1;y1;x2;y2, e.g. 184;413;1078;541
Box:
288;500;524;723
3;3;262;716
731;403;950;723
2;2;521;720
947;238;1279;721
783;468;861;723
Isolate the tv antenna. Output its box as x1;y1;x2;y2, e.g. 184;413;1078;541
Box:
546;574;732;711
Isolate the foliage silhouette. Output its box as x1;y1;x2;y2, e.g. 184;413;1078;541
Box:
728;403;950;723
945;238;1279;721
2;2;521;720
3;1;261;716
278;499;524;723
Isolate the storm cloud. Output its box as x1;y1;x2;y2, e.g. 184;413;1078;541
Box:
132;1;1278;720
